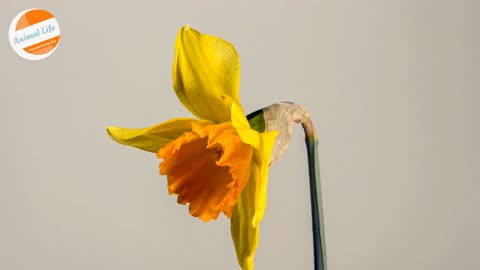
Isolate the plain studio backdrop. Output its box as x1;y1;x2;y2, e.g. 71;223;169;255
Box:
1;1;479;269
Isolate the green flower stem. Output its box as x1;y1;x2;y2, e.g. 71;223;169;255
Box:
302;119;327;270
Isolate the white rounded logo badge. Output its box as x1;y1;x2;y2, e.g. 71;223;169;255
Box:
9;8;61;60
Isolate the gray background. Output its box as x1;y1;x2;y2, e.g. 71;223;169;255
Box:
1;0;479;269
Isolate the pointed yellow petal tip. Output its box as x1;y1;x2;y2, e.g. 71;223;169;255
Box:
106;126;122;140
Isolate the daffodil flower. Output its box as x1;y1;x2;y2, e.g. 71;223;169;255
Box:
107;25;278;270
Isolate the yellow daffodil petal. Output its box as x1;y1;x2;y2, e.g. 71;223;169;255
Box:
224;95;249;129
250;131;279;228
173;25;241;123
106;118;212;153
230;130;278;270
224;96;262;149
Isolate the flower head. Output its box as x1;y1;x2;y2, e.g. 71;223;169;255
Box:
107;26;277;270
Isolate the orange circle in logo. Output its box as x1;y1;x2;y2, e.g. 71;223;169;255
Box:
9;9;61;60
